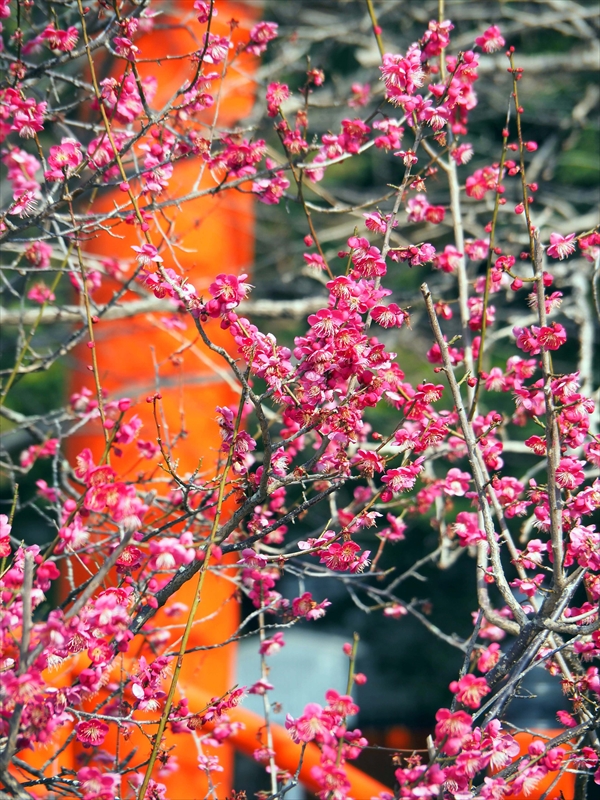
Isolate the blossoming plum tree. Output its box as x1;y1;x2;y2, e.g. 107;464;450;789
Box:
0;0;599;798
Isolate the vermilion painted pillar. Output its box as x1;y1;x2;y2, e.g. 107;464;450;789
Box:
20;5;259;798
70;4;258;794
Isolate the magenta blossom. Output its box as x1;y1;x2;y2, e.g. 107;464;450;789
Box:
44;138;82;181
266;82;290;117
371;303;407;328
475;25;506;53
546;232;577;260
292;592;331;620
77;767;120;800
449;674;491;709
0;513;11;557
285;703;328;743
75;719;109;747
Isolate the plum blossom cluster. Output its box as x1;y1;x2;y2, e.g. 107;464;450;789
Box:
1;1;599;798
0;545;136;752
392;711;521;798
286;688;367;799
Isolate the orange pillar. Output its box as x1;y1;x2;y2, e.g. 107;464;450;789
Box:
31;4;258;798
509;731;576;800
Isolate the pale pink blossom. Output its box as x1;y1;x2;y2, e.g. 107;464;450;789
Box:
247;21;278;56
202;32;232;63
131;243;163;265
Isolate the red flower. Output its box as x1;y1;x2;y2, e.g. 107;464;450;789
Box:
0;514;11;557
475;25;505;53
535;322;567;351
75;719;109;747
546;232;576;260
449;674;491;709
556;457;586;489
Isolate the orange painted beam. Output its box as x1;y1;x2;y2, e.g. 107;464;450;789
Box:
14;654;392;798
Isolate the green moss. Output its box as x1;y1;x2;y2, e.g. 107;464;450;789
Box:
556;128;600;186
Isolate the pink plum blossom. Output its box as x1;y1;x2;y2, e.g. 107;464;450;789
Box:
546;232;577;260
